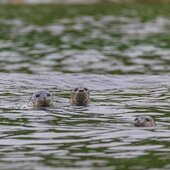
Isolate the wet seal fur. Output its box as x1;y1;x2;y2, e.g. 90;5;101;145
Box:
28;90;54;109
70;87;90;106
133;116;156;127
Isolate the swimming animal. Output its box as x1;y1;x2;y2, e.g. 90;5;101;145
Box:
133;116;156;127
70;87;90;106
28;90;54;109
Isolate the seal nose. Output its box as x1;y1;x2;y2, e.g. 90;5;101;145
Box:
43;97;47;100
79;89;84;92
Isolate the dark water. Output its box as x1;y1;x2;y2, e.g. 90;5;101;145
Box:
0;5;170;170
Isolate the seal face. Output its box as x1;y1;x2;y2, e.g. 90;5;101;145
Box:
29;90;54;109
133;116;156;127
70;87;90;106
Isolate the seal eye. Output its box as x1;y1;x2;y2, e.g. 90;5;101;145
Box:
84;88;88;91
135;118;138;121
145;118;150;122
47;93;51;97
74;88;78;91
35;94;40;98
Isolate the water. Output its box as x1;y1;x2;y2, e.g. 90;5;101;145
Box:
0;4;170;170
0;73;170;170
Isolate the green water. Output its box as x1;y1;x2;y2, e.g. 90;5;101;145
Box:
0;2;170;170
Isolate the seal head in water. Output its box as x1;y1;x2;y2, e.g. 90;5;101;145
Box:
29;90;54;109
70;87;90;106
133;116;156;127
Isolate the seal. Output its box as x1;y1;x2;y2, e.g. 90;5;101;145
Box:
70;87;90;106
28;90;54;109
133;116;156;127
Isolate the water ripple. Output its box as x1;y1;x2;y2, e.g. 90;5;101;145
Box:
0;73;170;169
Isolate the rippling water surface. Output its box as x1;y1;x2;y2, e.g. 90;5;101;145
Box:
0;4;170;170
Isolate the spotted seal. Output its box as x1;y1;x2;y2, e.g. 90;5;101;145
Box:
28;90;54;109
133;116;156;127
70;87;90;106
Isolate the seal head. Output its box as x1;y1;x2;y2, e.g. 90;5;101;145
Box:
133;116;156;127
29;90;53;109
70;87;90;106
